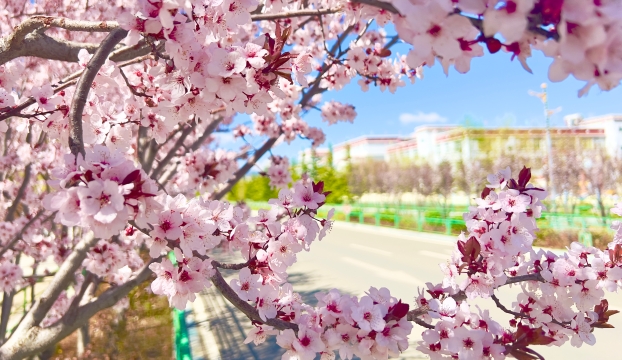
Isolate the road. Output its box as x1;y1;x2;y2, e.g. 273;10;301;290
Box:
190;221;622;359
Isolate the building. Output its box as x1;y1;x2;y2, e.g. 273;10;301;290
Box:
570;114;622;158
387;125;607;164
299;114;619;169
298;135;408;170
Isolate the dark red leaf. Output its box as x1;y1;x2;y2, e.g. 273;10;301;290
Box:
122;169;141;185
518;166;531;187
385;300;410;322
460;236;481;263
376;49;392;57
509;348;539;360
481;187;491;199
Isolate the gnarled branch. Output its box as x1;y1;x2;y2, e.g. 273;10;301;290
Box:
68;28;128;156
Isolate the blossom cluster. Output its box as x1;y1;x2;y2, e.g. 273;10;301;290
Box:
392;0;622;95
266;155;292;189
414;167;622;359
43;145;160;238
171;148;238;194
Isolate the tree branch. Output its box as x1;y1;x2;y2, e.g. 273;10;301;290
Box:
251;8;341;21
0;232;98;358
212;260;250;270
349;0;400;14
188;117;224;152
212;136;279;200
68;28;128;157
0;211;45;259
502;273;544;287
149;125;195;180
0;256;155;360
491;294;527;319
209;267;298;331
4;164;32;222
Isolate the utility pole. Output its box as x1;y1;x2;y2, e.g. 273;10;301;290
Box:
529;83;560;211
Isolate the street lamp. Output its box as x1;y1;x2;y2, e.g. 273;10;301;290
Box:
529;83;561;211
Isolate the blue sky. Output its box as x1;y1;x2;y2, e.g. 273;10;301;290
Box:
216;40;622;163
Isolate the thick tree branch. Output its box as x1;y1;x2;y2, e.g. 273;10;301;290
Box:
0;257;155;360
0;33;106;66
212;136;279;200
68;28;128;157
0;231;98;360
350;0;400;14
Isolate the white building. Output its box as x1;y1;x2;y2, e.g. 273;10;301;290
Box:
298;114;621;169
298;135;407;170
569;114;622;158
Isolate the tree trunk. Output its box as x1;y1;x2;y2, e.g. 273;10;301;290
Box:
77;323;90;357
0;292;14;344
596;188;607;225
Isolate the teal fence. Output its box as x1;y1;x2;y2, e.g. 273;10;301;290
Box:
246;201;615;237
170;252;192;360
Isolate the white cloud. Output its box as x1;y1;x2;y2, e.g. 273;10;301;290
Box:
399;111;447;124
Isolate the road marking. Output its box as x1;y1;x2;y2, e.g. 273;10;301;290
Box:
419;250;452;260
333;222;455;247
341;256;424;286
349;243;392;256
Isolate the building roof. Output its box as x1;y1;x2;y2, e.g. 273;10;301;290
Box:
333;135;409;150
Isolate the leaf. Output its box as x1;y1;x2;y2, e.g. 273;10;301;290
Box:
509;348;539;360
377;48;392;58
481;187;491;199
514;325;556;347
518;166;531;187
385;300;409;322
460;236;481;263
274;71;293;84
610;244;622;264
122;169;141;185
592;322;615;329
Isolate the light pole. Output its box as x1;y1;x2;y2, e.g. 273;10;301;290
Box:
529;83;560;211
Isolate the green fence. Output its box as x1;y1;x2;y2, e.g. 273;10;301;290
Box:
246;201;615;237
170;252;192;360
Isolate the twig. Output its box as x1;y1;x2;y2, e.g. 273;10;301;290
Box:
502;273;544;287
250;8;341;21
4;164;32;222
209;267;298;331
118;67;150;97
212;260;250;270
413;318;434;329
0;211;46;259
491;294;528;319
150;125;194;179
212;136;279;200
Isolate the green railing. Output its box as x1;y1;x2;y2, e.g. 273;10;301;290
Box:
170;252;192;360
245;201;615;237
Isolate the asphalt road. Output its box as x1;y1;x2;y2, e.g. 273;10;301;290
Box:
191;221;622;359
290;221;622;360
